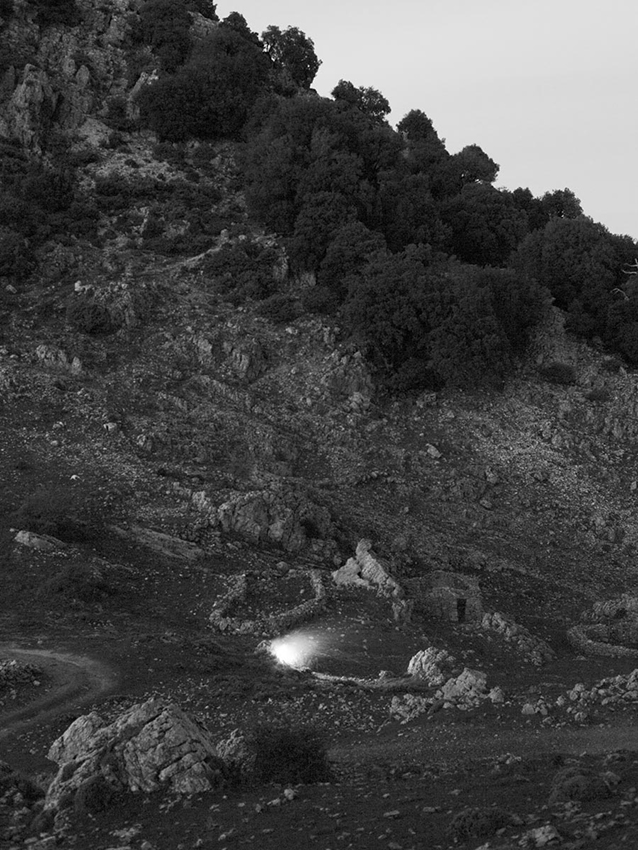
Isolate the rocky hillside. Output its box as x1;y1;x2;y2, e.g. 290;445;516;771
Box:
4;4;638;848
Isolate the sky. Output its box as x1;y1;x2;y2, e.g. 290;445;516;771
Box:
216;0;638;241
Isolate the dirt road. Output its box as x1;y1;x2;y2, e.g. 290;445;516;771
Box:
0;644;117;739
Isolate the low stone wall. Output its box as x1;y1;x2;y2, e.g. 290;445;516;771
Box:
209;570;326;637
567;624;638;658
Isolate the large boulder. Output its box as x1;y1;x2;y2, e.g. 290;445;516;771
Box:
407;647;456;686
45;699;225;813
437;668;488;709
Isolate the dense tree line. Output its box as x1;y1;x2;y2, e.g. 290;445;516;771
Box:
3;2;636;389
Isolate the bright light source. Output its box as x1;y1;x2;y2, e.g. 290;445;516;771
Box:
269;631;322;669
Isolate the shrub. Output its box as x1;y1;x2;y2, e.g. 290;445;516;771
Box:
247;723;331;785
447;807;515;844
29;0;80;27
256;293;300;323
585;387;611;403
13;482;121;544
202;241;279;301
538;361;577;385
46;563;117;604
137;22;271;142
0;226;34;281
139;0;191;72
300;284;340;316
66;297;117;335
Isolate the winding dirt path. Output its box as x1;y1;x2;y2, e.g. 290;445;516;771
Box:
0;644;118;739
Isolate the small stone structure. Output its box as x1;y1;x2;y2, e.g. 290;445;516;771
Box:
412;571;483;625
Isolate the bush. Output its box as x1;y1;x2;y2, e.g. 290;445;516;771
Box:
448;807;515;844
202;241;279;301
341;250;547;391
0;226;34;281
585;387;611;403
13;482;121;545
66;297;117;335
247;723;331;785
29;0;80;27
300;284;340;316
139;0;191;72
256;293;300;323
538;361;577;385
46;563;117;604
137;22;271;142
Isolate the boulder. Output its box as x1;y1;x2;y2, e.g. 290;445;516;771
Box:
406;647;456;686
110;525;204;563
332;540;401;597
14;530;66;552
437;668;488;709
45;699;225;812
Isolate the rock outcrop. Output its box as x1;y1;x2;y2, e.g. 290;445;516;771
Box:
332;540;412;622
208;486;337;557
45;699;225;812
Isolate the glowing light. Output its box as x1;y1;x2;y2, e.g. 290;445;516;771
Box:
269;631;323;669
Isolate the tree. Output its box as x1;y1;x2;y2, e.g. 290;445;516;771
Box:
332;80;391;123
440;183;528;267
341;251;548;391
539;188;583;220
396;109;448;174
262;25;321;90
317;221;386;301
138;23;270;141
511;216;620;338
375;171;449;253
186;0;217;18
139;0;192;72
287;191;357;272
451;144;499;185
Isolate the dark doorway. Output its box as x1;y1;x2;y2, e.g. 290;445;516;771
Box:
456;598;467;623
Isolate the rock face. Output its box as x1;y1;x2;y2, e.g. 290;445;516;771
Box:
45;699;225;812
333;540;400;595
213;487;336;557
0;0;134;151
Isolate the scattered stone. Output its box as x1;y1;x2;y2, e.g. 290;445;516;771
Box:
482;611;555;665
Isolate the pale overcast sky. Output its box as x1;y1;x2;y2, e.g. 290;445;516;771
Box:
217;0;638;240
